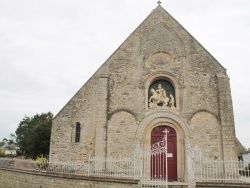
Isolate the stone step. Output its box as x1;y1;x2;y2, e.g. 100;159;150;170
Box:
142;182;188;188
142;186;188;188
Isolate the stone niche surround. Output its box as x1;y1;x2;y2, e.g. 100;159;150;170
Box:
145;72;180;112
148;79;175;109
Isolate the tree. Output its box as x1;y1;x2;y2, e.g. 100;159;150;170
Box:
0;149;4;157
0;141;5;148
15;112;53;159
247;148;250;153
0;141;5;157
3;133;17;150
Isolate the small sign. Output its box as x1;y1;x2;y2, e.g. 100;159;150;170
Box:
167;153;173;158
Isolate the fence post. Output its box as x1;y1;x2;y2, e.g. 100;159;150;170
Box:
163;128;169;188
87;155;90;176
133;151;135;180
14;159;17;169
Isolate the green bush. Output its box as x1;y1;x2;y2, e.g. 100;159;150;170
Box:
0;149;5;157
36;154;48;170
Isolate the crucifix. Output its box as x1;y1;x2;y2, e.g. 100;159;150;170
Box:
157;1;162;5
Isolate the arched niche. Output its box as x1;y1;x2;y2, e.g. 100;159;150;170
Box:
145;72;180;111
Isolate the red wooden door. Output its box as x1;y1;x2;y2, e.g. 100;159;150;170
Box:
151;126;177;181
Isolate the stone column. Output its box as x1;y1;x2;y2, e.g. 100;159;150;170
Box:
216;73;237;160
95;75;109;157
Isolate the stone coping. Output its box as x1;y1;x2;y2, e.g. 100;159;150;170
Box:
0;167;140;185
168;182;188;185
196;182;250;187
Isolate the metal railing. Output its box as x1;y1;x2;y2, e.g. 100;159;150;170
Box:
0;156;141;180
88;156;141;179
1;150;250;186
194;159;250;183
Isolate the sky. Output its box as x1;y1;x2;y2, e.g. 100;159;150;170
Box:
0;0;249;149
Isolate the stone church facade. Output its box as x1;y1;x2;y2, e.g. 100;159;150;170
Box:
49;5;237;182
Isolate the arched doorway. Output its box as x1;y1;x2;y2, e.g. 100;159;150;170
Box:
151;125;177;181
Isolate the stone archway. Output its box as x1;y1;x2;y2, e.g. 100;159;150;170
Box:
136;111;189;182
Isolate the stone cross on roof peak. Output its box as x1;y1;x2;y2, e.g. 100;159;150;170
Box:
157;1;162;5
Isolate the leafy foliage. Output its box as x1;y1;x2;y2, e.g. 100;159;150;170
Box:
36;154;48;170
36;154;47;163
0;141;5;148
3;133;17;150
15;112;53;159
0;149;5;157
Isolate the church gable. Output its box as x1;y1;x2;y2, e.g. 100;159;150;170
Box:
50;4;237;165
54;5;227;119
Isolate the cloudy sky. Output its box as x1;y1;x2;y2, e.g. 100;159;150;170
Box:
0;0;249;149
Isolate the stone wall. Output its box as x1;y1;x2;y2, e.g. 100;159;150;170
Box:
189;111;222;159
49;78;98;162
107;111;137;158
0;169;139;188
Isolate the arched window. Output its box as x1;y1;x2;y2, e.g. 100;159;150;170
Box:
75;122;81;142
148;79;176;108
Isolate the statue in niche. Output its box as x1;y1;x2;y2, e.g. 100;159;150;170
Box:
149;80;176;109
149;84;170;108
156;84;166;100
169;94;175;109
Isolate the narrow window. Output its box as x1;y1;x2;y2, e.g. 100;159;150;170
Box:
75;122;81;142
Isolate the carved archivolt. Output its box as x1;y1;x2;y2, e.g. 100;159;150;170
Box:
108;108;138;122
136;111;189;140
188;109;220;124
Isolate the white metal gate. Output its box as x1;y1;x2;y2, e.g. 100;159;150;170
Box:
140;128;169;188
138;135;196;187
